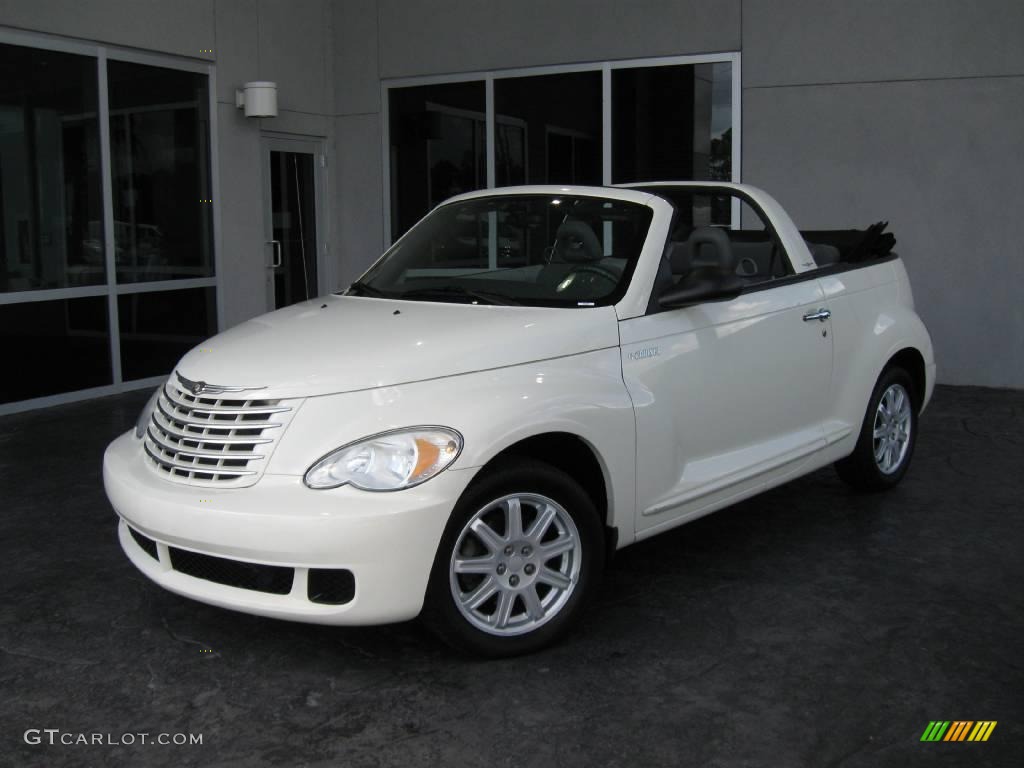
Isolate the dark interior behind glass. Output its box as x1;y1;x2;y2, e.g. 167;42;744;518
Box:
494;72;602;187
0;43;104;292
118;286;216;381
388;82;486;241
0;296;111;403
107;60;213;284
613;62;732;184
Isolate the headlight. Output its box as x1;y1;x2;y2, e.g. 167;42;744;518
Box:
134;387;161;439
304;427;463;491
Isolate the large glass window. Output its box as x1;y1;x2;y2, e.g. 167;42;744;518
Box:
494;72;602;187
388;81;486;241
118;287;216;381
108;61;213;284
0;296;111;402
0;38;217;411
0;44;104;292
385;57;736;244
613;62;732;183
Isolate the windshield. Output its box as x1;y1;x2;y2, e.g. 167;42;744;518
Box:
351;194;653;307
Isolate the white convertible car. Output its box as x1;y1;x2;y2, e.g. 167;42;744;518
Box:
104;183;935;656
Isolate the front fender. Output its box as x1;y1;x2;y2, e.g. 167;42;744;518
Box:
266;348;637;542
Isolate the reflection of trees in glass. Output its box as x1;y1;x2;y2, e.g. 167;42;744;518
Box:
709;128;731;182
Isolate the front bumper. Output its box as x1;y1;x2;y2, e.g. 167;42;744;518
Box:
103;431;475;625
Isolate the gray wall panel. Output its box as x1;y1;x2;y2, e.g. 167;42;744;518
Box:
333;0;379;115
215;103;268;328
213;0;259;104
259;110;329;137
256;0;330;115
743;0;1024;87
377;0;740;77
744;76;1024;387
333;113;385;286
0;0;215;58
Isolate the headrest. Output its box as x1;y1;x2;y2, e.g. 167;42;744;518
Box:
552;220;602;263
687;226;735;273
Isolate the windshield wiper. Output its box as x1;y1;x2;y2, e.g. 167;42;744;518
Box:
343;280;389;298
398;285;521;306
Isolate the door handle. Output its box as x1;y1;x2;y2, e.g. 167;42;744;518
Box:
267;240;282;268
802;308;831;322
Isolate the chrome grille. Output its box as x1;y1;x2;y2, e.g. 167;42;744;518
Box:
144;374;298;487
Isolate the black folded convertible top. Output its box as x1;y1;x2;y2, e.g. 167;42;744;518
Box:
800;221;896;262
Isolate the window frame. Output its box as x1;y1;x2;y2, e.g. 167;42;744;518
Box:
381;52;742;249
0;26;222;415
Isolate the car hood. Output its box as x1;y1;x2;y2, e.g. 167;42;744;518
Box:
175;295;621;399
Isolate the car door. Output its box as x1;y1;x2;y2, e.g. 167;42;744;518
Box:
619;195;833;537
622;280;833;536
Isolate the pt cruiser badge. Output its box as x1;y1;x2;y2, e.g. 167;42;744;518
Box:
104;182;935;657
628;346;660;361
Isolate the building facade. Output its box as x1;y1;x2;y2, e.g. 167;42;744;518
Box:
0;0;1021;413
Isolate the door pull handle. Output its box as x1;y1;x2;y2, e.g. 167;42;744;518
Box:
802;308;831;322
267;240;282;268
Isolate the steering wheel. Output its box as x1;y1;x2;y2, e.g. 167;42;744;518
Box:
556;263;621;292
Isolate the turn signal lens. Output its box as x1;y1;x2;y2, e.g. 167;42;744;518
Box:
304;427;462;491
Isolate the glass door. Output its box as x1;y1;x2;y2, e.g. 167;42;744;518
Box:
262;137;323;310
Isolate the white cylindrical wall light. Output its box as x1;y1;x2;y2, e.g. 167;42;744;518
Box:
235;81;278;118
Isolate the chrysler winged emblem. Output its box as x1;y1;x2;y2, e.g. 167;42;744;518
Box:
175;372;264;397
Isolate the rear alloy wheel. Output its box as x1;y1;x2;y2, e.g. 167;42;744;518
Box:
835;366;918;491
873;383;913;475
423;459;603;656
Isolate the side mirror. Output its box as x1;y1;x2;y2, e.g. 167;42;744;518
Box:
658;274;744;309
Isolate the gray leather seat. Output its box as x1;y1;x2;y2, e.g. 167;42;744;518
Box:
673;226;736;283
672;234;775;280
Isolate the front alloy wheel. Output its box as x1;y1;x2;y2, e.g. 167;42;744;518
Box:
449;493;581;636
423;459;603;657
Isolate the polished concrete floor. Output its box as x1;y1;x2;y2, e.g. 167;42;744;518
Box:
1;385;1021;767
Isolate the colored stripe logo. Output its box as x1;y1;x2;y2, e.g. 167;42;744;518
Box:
920;721;997;742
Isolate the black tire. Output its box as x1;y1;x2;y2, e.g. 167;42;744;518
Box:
835;365;918;492
421;458;604;657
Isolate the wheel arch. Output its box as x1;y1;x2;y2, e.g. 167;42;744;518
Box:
884;347;927;411
475;431;619;550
